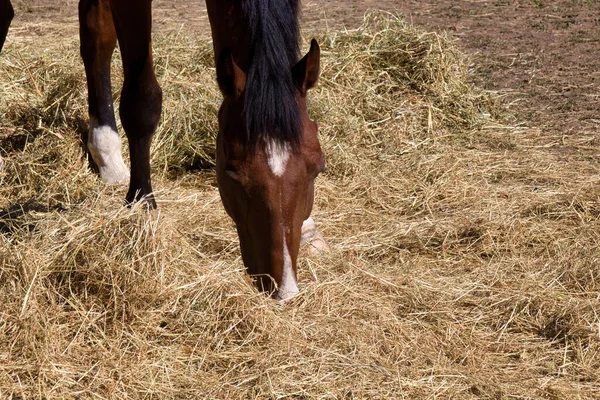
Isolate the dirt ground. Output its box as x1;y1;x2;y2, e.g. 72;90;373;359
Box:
310;0;600;142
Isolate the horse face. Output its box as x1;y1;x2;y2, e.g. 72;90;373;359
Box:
215;41;322;300
216;110;323;299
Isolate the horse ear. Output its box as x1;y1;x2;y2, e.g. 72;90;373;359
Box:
217;48;246;98
292;39;320;95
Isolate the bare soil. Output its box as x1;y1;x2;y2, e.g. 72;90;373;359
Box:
309;0;600;139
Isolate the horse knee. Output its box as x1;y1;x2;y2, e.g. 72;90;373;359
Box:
120;79;161;206
119;79;162;139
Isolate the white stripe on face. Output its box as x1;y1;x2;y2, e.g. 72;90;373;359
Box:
88;117;129;184
266;140;296;300
275;235;299;301
266;140;290;177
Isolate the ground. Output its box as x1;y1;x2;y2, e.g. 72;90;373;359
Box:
311;0;600;140
1;0;600;399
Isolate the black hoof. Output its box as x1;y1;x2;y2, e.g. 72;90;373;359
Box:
125;190;157;209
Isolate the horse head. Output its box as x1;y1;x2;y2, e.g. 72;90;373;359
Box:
215;40;324;300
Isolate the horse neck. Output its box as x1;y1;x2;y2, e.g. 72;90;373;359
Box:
207;0;299;70
208;0;302;147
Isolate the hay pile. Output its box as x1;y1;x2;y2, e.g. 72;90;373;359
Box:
1;11;599;398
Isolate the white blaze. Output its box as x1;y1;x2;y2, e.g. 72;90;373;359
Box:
266;140;290;177
88;117;129;184
275;235;299;301
268;140;296;300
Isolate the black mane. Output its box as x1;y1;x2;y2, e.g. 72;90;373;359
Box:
241;0;301;147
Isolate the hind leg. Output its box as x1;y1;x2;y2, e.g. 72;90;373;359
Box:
79;0;129;184
0;0;13;53
109;0;162;207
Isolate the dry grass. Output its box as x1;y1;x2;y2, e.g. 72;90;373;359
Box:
1;10;599;399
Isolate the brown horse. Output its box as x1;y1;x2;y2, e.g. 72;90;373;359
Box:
0;0;327;301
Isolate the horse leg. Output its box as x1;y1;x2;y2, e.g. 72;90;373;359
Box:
0;0;13;171
301;217;330;254
79;0;129;184
109;0;161;207
0;0;13;53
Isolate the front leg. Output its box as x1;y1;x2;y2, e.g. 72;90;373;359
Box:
0;0;13;53
0;0;13;171
79;0;129;184
109;0;162;207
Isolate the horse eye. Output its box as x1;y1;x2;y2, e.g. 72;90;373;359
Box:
225;169;242;183
315;155;325;176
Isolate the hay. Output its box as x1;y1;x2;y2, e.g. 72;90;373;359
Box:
1;10;599;399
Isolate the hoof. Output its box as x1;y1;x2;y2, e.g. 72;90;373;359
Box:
126;191;157;209
301;217;330;255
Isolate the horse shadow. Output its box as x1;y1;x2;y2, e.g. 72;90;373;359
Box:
0;199;65;235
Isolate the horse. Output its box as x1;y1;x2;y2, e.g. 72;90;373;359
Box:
0;0;327;301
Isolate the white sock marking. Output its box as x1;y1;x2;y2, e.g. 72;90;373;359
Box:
275;235;299;301
88;117;129;184
301;217;330;254
301;217;317;244
266;140;290;177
